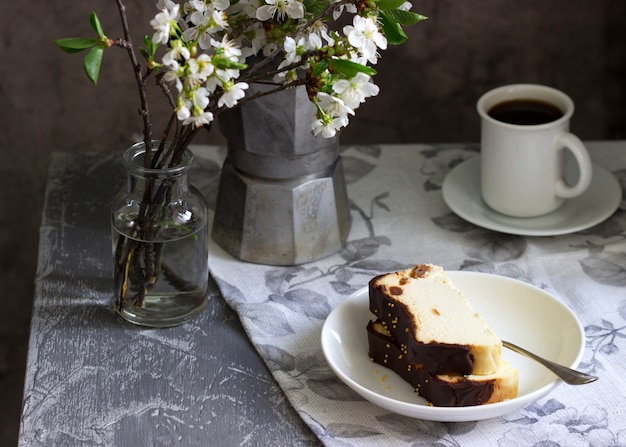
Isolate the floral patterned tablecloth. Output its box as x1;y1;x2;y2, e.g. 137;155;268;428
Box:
205;142;626;447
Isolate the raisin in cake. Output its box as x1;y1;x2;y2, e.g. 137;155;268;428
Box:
369;264;502;376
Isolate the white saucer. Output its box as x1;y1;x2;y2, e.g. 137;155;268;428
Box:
321;272;585;422
441;157;622;236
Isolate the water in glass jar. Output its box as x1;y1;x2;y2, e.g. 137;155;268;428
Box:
112;222;209;327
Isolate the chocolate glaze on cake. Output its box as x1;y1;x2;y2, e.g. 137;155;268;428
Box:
369;270;474;375
367;321;495;407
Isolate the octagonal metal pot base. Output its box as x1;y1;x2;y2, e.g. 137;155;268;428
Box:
211;157;351;265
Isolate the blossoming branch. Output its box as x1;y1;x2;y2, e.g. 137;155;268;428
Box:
55;0;426;149
53;0;426;324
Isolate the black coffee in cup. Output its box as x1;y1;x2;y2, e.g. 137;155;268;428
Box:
488;99;563;125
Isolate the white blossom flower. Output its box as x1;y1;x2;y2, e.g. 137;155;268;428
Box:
399;1;412;11
182;25;201;43
332;1;356;20
274;36;305;82
307;33;322;50
343;15;387;64
176;102;191;121
150;1;180;45
193;11;229;49
186;0;207;10
205;67;239;92
279;37;303;67
211;36;242;59
182;0;231;48
183;110;214;127
306;20;334;49
157;0;178;11
186;0;229;20
256;0;304;21
316;92;355;119
163;67;184;92
178;87;212;126
162;39;190;68
208;10;229;32
312;92;354;137
312;114;348;138
332;72;380;109
186;54;215;85
187;4;208;26
218;81;249;107
191;86;211;110
345;48;369;66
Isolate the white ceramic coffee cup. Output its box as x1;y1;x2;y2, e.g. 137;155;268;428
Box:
477;84;592;218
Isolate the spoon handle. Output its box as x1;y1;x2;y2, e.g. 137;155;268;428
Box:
502;340;598;385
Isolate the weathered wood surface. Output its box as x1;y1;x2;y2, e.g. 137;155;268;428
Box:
19;150;319;447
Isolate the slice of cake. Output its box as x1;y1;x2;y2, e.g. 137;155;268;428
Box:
367;320;519;407
369;264;502;376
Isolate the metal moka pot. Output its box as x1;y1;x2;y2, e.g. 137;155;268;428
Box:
212;83;351;265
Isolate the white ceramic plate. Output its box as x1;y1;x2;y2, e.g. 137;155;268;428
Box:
441;157;622;236
321;271;585;422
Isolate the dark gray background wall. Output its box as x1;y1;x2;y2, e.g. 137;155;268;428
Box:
1;0;625;445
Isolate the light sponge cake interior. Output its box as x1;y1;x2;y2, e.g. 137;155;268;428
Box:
369;264;502;376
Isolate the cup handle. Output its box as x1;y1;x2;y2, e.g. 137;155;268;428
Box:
554;132;593;199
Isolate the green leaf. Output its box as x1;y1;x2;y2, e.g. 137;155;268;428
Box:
140;47;151;61
54;37;98;53
328;59;377;77
375;0;408;11
311;59;329;77
84;45;104;85
141;35;158;63
383;9;428;26
379;11;408;45
304;0;331;16
89;12;106;39
143;35;156;55
213;55;248;70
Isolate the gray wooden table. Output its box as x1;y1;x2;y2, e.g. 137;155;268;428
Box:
19;150;320;447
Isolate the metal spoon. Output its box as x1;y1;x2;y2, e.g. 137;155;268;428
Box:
502;340;598;385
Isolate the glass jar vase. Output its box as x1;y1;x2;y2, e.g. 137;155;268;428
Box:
111;142;209;327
